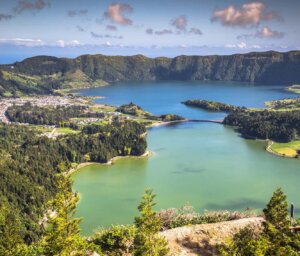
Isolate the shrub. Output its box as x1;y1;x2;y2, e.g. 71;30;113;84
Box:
220;188;300;256
157;204;257;230
93;225;136;256
218;225;267;256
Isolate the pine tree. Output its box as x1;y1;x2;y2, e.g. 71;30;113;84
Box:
262;188;300;255
42;175;93;256
0;198;25;256
220;188;300;256
263;188;290;232
134;189;169;256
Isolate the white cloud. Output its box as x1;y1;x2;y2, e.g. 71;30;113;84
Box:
171;15;187;30
224;42;264;50
0;38;82;48
104;3;133;25
105;41;112;46
56;40;81;47
252;44;262;49
237;42;247;49
255;26;284;39
225;42;247;49
0;38;45;46
211;2;282;27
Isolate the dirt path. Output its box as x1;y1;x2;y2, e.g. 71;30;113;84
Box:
48;128;57;138
161;217;264;256
265;139;295;158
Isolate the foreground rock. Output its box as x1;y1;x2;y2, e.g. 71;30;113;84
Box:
161;217;264;256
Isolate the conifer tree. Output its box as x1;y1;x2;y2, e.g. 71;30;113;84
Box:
220;188;300;256
42;175;93;256
0;198;25;256
263;188;300;255
134;189;169;256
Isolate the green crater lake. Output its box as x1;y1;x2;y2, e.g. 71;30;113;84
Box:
73;81;300;235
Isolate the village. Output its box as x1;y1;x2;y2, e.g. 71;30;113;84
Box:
0;96;90;123
0;95;147;138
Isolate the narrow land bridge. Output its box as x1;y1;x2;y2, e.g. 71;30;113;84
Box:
189;119;223;124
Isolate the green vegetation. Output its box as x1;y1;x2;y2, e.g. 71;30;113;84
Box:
180;98;300;156
1;51;300;97
183;99;242;112
0;67;108;97
287;84;300;94
220;188;300;256
0;198;27;256
0;187;169;255
93;189;169;256
0;120;147;243
270;141;300;157
157;206;256;230
158;114;185;122
93;225;136;255
265;97;300;110
6;103;104;126
134;189;169;256
41;176;93;256
0;70;50;97
116;103;184;123
56;127;80;134
116;102;149;116
223;110;300;142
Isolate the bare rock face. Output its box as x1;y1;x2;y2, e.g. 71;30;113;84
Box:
160;217;264;256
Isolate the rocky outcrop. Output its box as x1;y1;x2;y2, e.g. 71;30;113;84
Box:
161;217;264;256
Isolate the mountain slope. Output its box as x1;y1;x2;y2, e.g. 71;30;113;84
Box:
1;51;300;97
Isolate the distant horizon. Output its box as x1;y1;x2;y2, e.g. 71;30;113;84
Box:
0;0;299;64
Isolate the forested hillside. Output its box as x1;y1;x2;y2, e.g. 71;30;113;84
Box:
1;51;300;97
223;110;300;142
0;120;146;243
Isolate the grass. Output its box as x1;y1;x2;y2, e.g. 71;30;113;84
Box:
270;141;300;157
287;85;300;94
264;97;300;111
56;127;80;134
2;91;13;97
29;125;53;133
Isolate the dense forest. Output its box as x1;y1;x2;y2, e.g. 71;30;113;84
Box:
183;99;243;112
0;120;147;244
6;103;104;125
223;110;300;142
1;51;300;97
116;102;146;116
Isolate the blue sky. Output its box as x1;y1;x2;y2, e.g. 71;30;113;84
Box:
0;0;299;63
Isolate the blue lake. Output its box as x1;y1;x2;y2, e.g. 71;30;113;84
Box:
73;81;300;235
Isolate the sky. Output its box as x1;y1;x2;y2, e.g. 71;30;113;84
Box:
0;0;299;63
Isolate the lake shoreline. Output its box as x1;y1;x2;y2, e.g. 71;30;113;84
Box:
265;140;299;159
68;150;152;176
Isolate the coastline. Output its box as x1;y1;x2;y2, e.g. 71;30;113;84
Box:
265;140;297;158
67;150;152;176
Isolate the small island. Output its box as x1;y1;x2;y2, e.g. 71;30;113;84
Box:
286;84;300;94
182;99;243;113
